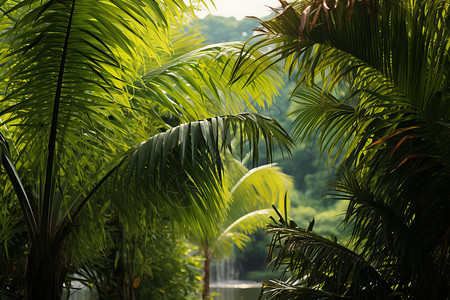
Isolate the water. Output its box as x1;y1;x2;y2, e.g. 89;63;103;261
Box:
62;281;264;300
61;282;97;300
62;249;265;300
211;254;237;283
210;281;264;300
210;252;266;300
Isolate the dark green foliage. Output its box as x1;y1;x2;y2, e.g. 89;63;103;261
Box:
77;215;202;300
235;230;270;280
232;0;450;298
278;147;334;200
134;241;201;300
263;221;393;300
0;204;27;300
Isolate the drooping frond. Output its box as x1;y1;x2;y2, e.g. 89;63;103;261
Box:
0;0;293;297
289;85;370;164
0;132;36;239
68;113;293;237
261;279;354;300
226;163;292;224
233;0;450;109
0;0;287;242
0;0;199;237
0;0;183;169
231;0;450;159
263;223;392;299
211;208;275;259
188;154;293;251
331;166;450;296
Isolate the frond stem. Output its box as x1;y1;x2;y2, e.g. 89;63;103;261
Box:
42;0;76;242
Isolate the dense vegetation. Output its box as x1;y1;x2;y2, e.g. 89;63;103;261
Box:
189;154;292;299
232;0;450;298
1;0;447;299
196;15;350;282
0;1;294;299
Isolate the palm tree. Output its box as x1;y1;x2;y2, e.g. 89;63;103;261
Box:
0;1;294;299
231;0;450;298
192;155;293;299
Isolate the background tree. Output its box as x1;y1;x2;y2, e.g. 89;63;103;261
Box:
0;1;294;299
232;0;450;298
191;154;292;299
195;15;260;43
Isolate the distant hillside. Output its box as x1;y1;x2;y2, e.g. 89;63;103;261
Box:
194;15;264;43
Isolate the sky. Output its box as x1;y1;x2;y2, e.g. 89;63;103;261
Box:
197;0;282;20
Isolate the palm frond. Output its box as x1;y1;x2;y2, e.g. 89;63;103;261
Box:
0;132;37;239
261;279;354;300
67;113;293;236
232;0;449;158
265;223;392;299
0;0;289;240
134;40;283;130
235;0;450;298
332;166;450;295
226;163;292;224
0;0;186;236
211;208;275;259
188;155;293;249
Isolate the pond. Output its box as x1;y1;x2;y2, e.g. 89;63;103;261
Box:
63;281;265;299
210;281;265;300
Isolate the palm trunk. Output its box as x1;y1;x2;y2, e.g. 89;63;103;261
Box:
26;243;68;300
202;245;211;300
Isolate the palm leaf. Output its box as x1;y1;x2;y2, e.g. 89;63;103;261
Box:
232;0;449;158
136;41;283;126
66;113;293;236
0;0;293;297
0;0;287;241
189;155;293;248
0;0;183;238
211;208;275;259
0;132;37;240
225;163;292;224
264;223;392;299
261;279;355;300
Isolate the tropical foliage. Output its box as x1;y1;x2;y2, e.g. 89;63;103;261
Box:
75;214;203;300
196;17;352;283
191;155;293;299
0;0;294;299
232;0;450;298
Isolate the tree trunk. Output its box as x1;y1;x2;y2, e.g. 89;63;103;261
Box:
202;245;211;300
26;242;68;300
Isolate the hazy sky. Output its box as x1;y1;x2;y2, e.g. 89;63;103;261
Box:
197;0;281;20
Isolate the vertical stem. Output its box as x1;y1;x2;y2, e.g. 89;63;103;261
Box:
27;244;67;300
202;244;211;300
41;0;76;241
